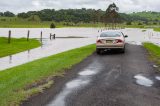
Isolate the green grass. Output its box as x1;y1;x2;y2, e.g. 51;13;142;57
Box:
0;17;105;28
0;21;104;28
125;25;145;28
0;37;41;57
0;44;95;106
143;42;160;66
0;16;160;28
154;28;160;32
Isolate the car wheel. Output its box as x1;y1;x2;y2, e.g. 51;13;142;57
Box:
96;48;101;54
121;47;125;53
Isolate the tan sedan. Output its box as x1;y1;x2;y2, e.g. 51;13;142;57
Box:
96;30;128;54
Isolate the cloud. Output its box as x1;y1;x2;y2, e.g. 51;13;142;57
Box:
0;0;160;14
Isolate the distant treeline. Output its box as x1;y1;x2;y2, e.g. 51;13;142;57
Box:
0;11;15;17
0;9;160;24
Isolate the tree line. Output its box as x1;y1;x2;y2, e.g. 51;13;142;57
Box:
0;11;15;17
0;4;159;25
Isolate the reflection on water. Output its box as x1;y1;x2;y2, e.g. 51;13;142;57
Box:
9;55;12;64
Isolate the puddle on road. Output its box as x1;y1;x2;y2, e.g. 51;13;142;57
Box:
66;79;89;89
153;65;158;68
155;76;160;81
47;62;101;106
47;78;90;106
134;74;153;87
78;69;97;76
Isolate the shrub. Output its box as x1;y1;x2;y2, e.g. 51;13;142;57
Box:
50;23;56;28
126;21;132;25
138;23;143;25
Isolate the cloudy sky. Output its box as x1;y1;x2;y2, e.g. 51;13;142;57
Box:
0;0;160;14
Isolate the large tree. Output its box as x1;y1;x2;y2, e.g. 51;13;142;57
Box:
3;11;15;17
105;3;120;29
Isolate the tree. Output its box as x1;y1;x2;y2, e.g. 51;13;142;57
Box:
92;9;102;24
0;12;3;16
28;15;41;22
17;12;29;18
105;3;120;29
3;11;15;17
126;21;132;25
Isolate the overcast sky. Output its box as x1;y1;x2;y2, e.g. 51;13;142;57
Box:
0;0;160;14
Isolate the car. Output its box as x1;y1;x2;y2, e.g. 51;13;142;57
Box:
96;30;128;54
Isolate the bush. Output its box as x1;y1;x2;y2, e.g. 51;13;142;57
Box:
153;22;157;25
138;23;143;25
1;19;6;21
126;21;132;25
50;23;56;28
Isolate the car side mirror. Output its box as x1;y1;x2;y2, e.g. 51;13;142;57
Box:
124;35;128;38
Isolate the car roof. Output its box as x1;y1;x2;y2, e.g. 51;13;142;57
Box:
101;30;122;33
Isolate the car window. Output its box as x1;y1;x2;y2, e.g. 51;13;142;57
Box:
100;32;122;37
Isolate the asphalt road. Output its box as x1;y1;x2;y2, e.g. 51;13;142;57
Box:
22;44;160;106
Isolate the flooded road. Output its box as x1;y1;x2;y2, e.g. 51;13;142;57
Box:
0;28;99;71
22;44;160;106
0;38;95;71
0;28;160;71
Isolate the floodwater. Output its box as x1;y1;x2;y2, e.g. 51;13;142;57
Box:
0;38;95;71
155;76;160;81
47;61;102;106
0;28;100;71
0;28;98;38
0;28;160;71
123;28;160;46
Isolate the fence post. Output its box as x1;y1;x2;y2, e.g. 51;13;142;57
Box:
40;31;42;42
8;30;11;43
27;30;30;41
53;34;55;39
50;33;52;40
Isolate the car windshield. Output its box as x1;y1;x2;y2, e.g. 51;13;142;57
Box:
100;32;122;37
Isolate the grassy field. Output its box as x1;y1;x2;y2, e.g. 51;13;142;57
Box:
1;17;160;30
153;28;160;32
143;42;160;67
0;21;105;28
0;37;41;57
125;25;145;28
0;17;105;28
0;44;95;106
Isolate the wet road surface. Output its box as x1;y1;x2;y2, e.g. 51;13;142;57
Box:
22;43;160;106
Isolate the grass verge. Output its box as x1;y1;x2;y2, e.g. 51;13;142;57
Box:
143;42;160;67
0;37;41;57
0;44;95;106
154;28;160;32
